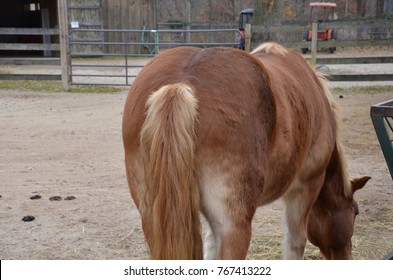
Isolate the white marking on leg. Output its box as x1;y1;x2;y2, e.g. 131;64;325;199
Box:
199;165;232;259
203;223;216;259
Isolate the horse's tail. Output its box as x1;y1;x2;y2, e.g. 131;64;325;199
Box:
139;83;202;259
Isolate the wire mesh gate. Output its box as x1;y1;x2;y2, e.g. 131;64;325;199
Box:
68;28;240;86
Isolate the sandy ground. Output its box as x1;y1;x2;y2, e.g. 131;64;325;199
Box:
0;85;392;260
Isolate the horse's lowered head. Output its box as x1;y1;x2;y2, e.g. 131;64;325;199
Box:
307;173;371;259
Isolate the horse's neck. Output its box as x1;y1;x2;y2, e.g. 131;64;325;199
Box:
319;143;350;205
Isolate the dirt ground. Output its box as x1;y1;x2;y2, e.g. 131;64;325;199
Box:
1;45;393;260
0;86;392;260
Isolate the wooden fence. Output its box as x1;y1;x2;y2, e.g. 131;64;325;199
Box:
251;19;393;50
0;28;59;53
1;17;393;87
0;17;392;57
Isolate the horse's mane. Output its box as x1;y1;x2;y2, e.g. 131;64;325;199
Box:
312;68;352;198
251;42;288;56
252;42;352;197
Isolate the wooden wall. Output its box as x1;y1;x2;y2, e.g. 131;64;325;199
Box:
68;0;102;53
102;0;154;54
69;0;154;54
102;0;154;30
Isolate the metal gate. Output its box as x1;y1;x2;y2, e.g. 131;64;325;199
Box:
370;99;393;260
371;99;393;180
68;28;240;86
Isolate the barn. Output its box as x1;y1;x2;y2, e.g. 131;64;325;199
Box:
0;0;155;57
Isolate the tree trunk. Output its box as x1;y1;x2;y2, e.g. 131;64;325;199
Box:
376;0;385;17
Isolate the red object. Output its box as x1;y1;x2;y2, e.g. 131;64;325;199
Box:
307;29;334;41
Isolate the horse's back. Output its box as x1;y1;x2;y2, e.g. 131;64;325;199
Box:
253;46;336;201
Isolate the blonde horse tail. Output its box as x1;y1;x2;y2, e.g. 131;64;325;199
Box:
139;83;202;259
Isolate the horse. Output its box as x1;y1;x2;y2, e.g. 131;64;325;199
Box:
122;42;370;260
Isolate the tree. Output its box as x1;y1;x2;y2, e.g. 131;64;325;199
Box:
377;0;385;17
253;0;282;26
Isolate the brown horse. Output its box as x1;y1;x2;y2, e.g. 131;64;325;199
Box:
122;42;370;260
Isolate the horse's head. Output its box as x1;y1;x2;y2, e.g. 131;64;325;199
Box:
307;176;370;259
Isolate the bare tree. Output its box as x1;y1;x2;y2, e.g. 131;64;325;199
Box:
253;0;282;26
377;0;385;17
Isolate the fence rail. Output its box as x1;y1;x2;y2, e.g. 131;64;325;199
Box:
68;28;240;86
69;28;240;56
0;28;59;35
0;28;59;53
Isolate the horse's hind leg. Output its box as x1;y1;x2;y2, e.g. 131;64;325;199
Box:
282;176;324;259
218;220;252;259
203;210;252;260
200;168;254;260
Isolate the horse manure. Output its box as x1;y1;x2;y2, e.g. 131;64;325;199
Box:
48;195;76;201
339;95;344;99
22;215;35;222
30;195;41;200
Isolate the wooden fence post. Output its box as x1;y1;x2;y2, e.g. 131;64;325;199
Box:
41;8;51;57
245;23;251;52
186;0;191;44
58;0;70;91
311;22;318;65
